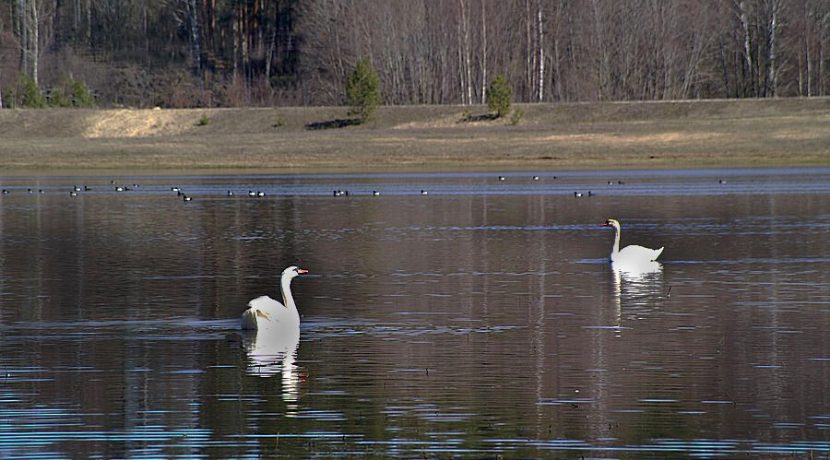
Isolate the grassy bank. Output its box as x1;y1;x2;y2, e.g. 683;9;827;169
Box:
1;98;830;174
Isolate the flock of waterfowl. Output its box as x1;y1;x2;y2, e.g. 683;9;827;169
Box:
2;174;731;202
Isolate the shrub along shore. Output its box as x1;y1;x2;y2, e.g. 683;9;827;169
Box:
1;98;829;175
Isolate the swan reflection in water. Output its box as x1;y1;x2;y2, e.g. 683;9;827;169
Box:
242;326;301;403
611;260;665;329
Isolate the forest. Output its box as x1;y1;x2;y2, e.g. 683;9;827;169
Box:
0;0;828;108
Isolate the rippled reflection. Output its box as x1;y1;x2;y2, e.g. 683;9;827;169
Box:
612;260;663;281
610;261;664;323
1;169;829;458
242;328;301;401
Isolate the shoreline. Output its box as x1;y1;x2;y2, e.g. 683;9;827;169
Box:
1;162;826;179
2;99;829;175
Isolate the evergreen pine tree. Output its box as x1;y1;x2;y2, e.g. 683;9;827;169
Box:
487;75;512;119
346;58;381;123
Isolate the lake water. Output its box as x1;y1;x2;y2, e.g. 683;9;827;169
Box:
1;168;829;458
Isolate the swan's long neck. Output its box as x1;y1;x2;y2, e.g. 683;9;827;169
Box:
612;224;621;256
280;275;296;311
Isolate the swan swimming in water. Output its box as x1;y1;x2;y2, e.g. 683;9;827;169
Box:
241;265;308;331
602;218;663;265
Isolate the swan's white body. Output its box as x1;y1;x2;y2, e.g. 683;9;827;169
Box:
603;219;663;265
241;266;308;331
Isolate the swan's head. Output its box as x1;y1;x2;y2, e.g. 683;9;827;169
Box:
603;218;621;230
282;266;309;279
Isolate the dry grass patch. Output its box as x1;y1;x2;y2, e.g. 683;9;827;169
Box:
2;99;830;172
82;109;197;138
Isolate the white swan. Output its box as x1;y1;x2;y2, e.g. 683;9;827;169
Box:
602;218;663;265
241;266;308;331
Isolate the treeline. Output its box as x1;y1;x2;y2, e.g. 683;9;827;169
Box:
1;0;828;108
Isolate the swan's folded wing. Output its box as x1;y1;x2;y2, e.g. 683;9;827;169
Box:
617;244;664;262
241;296;286;330
248;295;284;310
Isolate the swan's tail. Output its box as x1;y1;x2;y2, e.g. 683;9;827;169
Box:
651;247;665;261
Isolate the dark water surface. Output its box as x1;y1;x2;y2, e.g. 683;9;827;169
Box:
1;168;829;458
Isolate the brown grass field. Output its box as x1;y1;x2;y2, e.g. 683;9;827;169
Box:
1;98;830;174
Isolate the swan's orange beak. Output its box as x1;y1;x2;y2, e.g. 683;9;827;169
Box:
601;222;611;227
297;268;309;274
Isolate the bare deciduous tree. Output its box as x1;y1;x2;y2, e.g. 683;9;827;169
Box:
1;0;830;107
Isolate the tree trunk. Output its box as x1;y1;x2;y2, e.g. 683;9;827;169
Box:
461;0;473;104
592;0;609;100
19;0;28;77
85;0;90;47
552;29;562;101
266;3;278;81
766;0;779;97
31;0;38;85
188;0;202;80
459;0;472;105
718;36;731;97
143;0;149;66
241;4;249;84
72;0;79;32
739;1;753;96
536;0;544;102
805;0;813;97
526;0;533;100
232;5;239;78
480;0;487;104
820;8;827;96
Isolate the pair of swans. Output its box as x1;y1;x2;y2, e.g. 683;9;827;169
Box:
239;219;661;374
241;219;661;325
240;218;661;331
